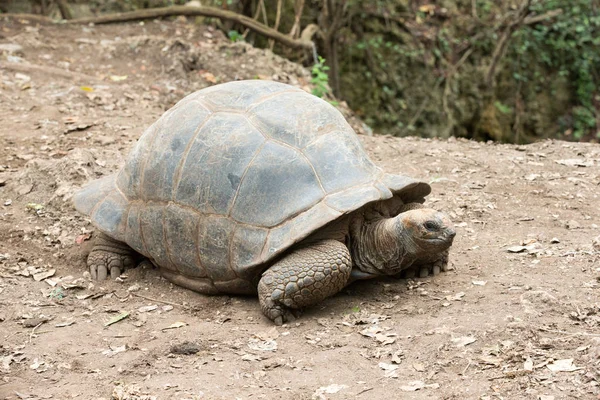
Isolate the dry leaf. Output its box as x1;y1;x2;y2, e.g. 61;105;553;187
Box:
556;159;593;167
378;362;398;378
248;338;277;352
105;311;129;327
445;292;465;301
201;72;217;84
452;336;477;347
413;362;425;372
546;359;582;372
109;75;128;81
163;321;187;330
33;269;55;282
102;345;127;357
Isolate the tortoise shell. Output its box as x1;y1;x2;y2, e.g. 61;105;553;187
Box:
74;80;430;293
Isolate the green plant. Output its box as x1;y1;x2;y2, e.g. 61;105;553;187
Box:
512;0;600;139
311;56;331;98
494;101;512;114
227;30;243;43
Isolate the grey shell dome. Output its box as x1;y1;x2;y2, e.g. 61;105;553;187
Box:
74;80;430;293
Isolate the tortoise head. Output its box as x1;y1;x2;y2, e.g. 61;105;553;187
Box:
397;208;456;252
350;207;455;276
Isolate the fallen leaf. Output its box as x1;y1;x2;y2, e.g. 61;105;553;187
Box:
104;311;129;327
374;333;397;345
241;353;263;362
556;159;593;167
472;280;487;286
546;359;582;372
102;345;127;357
162;321;187;330
506;246;528;253
312;384;348;399
33;269;55;282
109;75;128;81
391;350;403;364
55;321;75;327
452;336;477;347
80;86;94;92
445;292;465;301
413;362;425;372
248;338;277;352
26;203;44;211
138;305;158;313
64;123;94;134
378;362;398;378
201;72;217;84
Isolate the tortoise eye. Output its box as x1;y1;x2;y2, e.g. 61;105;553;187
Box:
424;221;439;231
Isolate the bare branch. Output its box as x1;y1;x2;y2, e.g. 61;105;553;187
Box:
56;0;73;20
289;0;306;38
65;5;313;50
269;0;283;50
485;0;532;88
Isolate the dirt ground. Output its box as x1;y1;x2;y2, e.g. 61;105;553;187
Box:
1;17;600;400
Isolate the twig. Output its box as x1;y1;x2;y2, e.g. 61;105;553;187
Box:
523;9;563;25
259;0;269;27
131;292;185;308
485;0;532;88
539;327;600;337
356;387;374;396
29;322;43;343
242;0;263;39
461;360;472;375
65;5;313;50
471;0;478;20
289;0;306;38
269;0;283;50
55;0;72;20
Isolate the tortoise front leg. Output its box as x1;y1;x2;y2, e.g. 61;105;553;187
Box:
87;233;137;280
258;240;352;325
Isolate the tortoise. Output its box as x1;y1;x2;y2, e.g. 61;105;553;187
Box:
74;80;455;324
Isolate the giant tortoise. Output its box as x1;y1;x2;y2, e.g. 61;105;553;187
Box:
74;80;455;324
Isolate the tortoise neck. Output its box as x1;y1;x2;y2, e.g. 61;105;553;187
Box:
350;215;415;275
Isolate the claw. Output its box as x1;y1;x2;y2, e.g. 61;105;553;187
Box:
274;316;283;326
432;265;441;275
110;266;121;279
97;266;108;280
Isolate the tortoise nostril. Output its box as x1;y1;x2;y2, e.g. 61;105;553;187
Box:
447;229;456;239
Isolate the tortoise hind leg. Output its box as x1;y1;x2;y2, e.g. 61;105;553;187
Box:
87;233;137;280
258;240;352;325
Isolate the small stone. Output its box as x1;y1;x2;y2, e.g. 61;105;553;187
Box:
170;341;201;355
565;220;580;230
593;235;600;251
